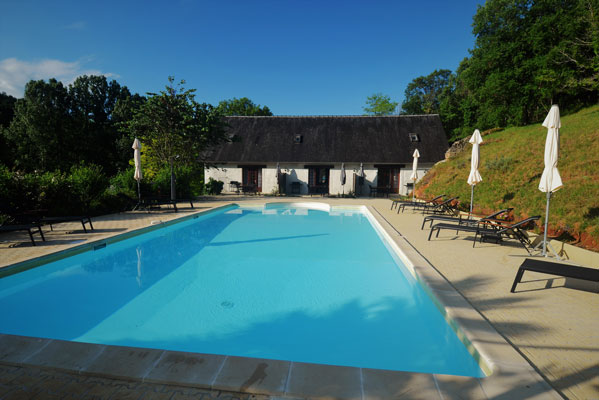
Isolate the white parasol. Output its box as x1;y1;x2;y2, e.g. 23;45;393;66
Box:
538;105;563;257
467;129;483;217
409;149;420;202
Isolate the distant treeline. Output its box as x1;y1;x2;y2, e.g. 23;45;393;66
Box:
0;77;270;176
400;0;598;141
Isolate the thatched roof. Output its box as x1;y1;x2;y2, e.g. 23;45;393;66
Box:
206;115;448;164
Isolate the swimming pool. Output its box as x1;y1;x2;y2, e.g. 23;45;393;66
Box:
0;203;483;377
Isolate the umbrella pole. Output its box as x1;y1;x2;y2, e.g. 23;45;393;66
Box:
412;181;415;202
469;185;474;219
543;191;551;257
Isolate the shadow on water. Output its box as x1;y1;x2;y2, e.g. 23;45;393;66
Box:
102;296;487;378
0;209;249;339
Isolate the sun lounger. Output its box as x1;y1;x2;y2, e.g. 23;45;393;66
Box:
391;194;444;210
421;208;513;229
428;215;541;254
41;216;94;233
398;196;456;214
0;223;45;245
511;258;599;292
405;196;459;215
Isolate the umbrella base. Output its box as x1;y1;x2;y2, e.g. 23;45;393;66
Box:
532;240;562;260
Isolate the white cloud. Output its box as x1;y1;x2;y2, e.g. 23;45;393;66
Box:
0;58;118;98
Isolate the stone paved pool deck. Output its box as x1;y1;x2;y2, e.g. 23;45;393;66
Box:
0;197;597;400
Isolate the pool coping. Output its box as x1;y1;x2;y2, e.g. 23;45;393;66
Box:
0;202;562;399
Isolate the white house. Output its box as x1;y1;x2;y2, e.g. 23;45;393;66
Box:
205;114;448;196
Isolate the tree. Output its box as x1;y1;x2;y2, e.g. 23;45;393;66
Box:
121;77;228;200
462;0;598;128
0;92;17;166
217;97;272;116
69;75;135;175
400;69;452;115
2;76;139;173
3;79;76;171
363;93;398;116
0;92;17;128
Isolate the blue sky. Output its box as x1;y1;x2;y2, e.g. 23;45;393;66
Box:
0;0;484;115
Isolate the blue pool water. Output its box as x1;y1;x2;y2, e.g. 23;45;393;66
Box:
0;204;483;377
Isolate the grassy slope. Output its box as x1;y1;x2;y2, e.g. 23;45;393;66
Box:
416;104;599;251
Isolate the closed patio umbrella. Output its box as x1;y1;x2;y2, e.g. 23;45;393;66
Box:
409;149;420;202
539;105;563;257
467;130;483;217
340;163;346;196
358;163;365;196
132;138;142;206
276;162;281;194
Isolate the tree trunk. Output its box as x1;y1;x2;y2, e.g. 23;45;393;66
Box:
170;159;176;201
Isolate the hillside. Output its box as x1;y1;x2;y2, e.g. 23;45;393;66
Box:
415;105;599;252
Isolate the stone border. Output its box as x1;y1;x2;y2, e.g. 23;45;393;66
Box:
0;202;562;399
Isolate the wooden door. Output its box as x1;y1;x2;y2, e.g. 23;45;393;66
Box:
243;167;262;192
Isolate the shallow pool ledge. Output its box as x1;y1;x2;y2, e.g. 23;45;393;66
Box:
0;332;560;399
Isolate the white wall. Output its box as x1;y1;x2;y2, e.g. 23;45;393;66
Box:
398;163;434;195
205;165;242;193
261;167;278;194
280;164;309;195
205;163;435;196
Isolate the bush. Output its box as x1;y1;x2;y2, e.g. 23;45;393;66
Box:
0;167;72;217
68;163;109;214
152;165;203;198
205;178;224;195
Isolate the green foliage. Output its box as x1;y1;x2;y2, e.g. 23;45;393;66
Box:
217;97;272;116
108;168;138;198
0;164;109;217
0;92;16;128
484;155;514;173
400;69;452;115
205;178;224;195
402;0;599;142
151;165;203;198
1;76;140;175
363;93;398;116
120;77;228;199
68;163;109;212
3;79;75;171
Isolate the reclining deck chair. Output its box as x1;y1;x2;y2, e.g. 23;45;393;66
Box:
391;194;445;210
421;208;513;230
412;196;459;215
428;215;541;254
0;223;45;245
41;216;94;233
398;196;458;214
511;258;599;292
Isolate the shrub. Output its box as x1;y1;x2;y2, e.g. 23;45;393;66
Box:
68;163;109;214
152;165;203;198
205;178;224;195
